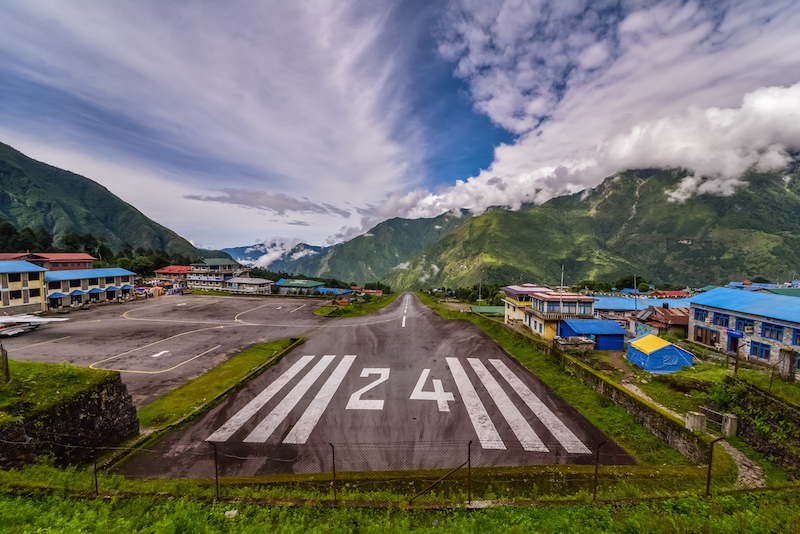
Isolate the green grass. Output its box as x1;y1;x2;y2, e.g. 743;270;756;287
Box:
137;339;297;429
333;293;400;317
312;305;338;316
0;361;117;424
637;381;708;415
415;294;693;467
2;489;800;533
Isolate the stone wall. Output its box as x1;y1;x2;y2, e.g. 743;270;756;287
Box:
0;373;139;466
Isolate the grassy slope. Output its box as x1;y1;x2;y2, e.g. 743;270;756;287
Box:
0;361;117;425
0;141;199;256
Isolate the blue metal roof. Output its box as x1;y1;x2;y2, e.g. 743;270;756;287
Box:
648;299;691;308
561;319;626;335
45;268;135;282
688;288;800;324
592;297;648;311
0;261;46;273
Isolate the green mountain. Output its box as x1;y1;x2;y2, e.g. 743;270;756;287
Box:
383;165;800;290
225;210;472;284
0;141;200;258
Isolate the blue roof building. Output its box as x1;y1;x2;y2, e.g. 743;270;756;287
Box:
688;288;800;366
558;319;626;351
45;268;136;307
0;261;48;314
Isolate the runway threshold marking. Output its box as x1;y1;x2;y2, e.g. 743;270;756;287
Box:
244;355;336;442
445;357;505;450
468;358;548;452
6;336;72;352
207;356;316;442
285;355;357;444
89;326;224;369
93;345;221;374
490;359;591;454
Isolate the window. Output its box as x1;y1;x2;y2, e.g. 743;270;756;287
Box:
694;309;708;322
8;273;21;283
762;323;783;341
29;288;40;298
69;280;81;288
579;302;593;314
9;290;22;300
88;278;98;285
751;341;771;360
121;276;130;283
794;329;800;346
48;281;61;290
713;313;730;327
736;317;754;333
28;272;40;281
106;277;115;284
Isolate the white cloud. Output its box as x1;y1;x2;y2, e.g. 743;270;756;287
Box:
394;262;410;270
252;237;302;268
290;248;319;261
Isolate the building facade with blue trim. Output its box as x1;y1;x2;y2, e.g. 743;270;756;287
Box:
45;268;136;308
688;288;800;368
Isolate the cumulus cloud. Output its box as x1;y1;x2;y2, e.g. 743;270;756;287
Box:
290;248;319;261
250;237;302;268
394;262;410;270
366;0;800;222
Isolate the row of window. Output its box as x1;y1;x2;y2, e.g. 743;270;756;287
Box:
47;276;130;290
5;273;42;283
695;308;796;344
5;288;41;300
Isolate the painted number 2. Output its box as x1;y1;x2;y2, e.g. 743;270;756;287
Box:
346;368;390;410
410;369;454;412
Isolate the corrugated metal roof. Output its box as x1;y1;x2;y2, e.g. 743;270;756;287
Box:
767;288;800;298
688;287;800;324
0;260;47;273
561;319;626;335
191;258;239;266
45;268;135;281
227;277;272;284
276;279;325;288
155;265;191;274
593;297;649;311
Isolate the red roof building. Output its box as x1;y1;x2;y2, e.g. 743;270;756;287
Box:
0;252;95;271
152;266;192;288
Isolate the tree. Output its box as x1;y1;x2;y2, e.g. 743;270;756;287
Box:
638;282;650;293
751;276;770;284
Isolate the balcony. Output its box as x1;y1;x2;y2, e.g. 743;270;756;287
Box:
526;308;594;321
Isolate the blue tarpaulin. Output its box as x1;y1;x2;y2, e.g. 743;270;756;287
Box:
627;334;693;374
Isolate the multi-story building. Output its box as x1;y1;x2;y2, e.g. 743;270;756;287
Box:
522;291;596;340
688;288;800;368
187;258;241;290
0;261;47;314
500;284;557;323
45;268;136;308
223;277;273;295
0;252;95;270
152;265;191;288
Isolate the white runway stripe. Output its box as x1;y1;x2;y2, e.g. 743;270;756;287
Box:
446;357;505;450
490;359;591;454
244;355;336;443
468;359;549;452
207;355;315;442
283;355;357;444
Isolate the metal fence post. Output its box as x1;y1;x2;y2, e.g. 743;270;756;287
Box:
706;437;725;496
467;440;472;504
330;443;337;504
593;441;608;502
209;442;219;500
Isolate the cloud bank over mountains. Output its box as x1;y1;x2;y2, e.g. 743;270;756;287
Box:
1;0;800;253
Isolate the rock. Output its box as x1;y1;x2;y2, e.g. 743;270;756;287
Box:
224;510;238;519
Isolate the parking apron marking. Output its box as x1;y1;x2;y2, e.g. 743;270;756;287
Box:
7;336;71;352
244;355;336;443
490;359;591;454
283;355;357;444
207;355;316;442
97;345;221;374
468;358;548;452
446;357;505;450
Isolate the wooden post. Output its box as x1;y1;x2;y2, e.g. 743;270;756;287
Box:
330;443;337;504
593;441;608;502
0;343;9;384
706;437;725;497
467;441;472;504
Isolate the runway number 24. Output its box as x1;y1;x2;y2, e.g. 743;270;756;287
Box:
345;368;454;412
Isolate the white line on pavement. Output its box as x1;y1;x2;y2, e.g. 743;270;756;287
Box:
468;358;548;452
289;305;306;313
151;350;169;358
244;355;336;443
402;316;406;328
284;355;357;444
206;355;315;442
489;359;591;454
446;358;505;450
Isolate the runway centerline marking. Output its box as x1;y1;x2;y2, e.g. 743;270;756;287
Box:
468;358;548;453
7;336;72;352
89;326;223;369
285;355;357;444
244;355;336;443
402;316;406;328
490;359;591;454
446;357;505;450
207;356;316;442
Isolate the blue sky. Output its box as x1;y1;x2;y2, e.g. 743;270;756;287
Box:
1;1;800;256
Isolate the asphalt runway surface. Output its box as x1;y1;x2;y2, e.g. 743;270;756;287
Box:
118;293;635;479
1;295;329;406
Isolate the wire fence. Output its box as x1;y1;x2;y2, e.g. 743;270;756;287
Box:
0;432;747;506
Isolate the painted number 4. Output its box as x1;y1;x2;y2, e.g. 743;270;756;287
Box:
410;369;454;412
